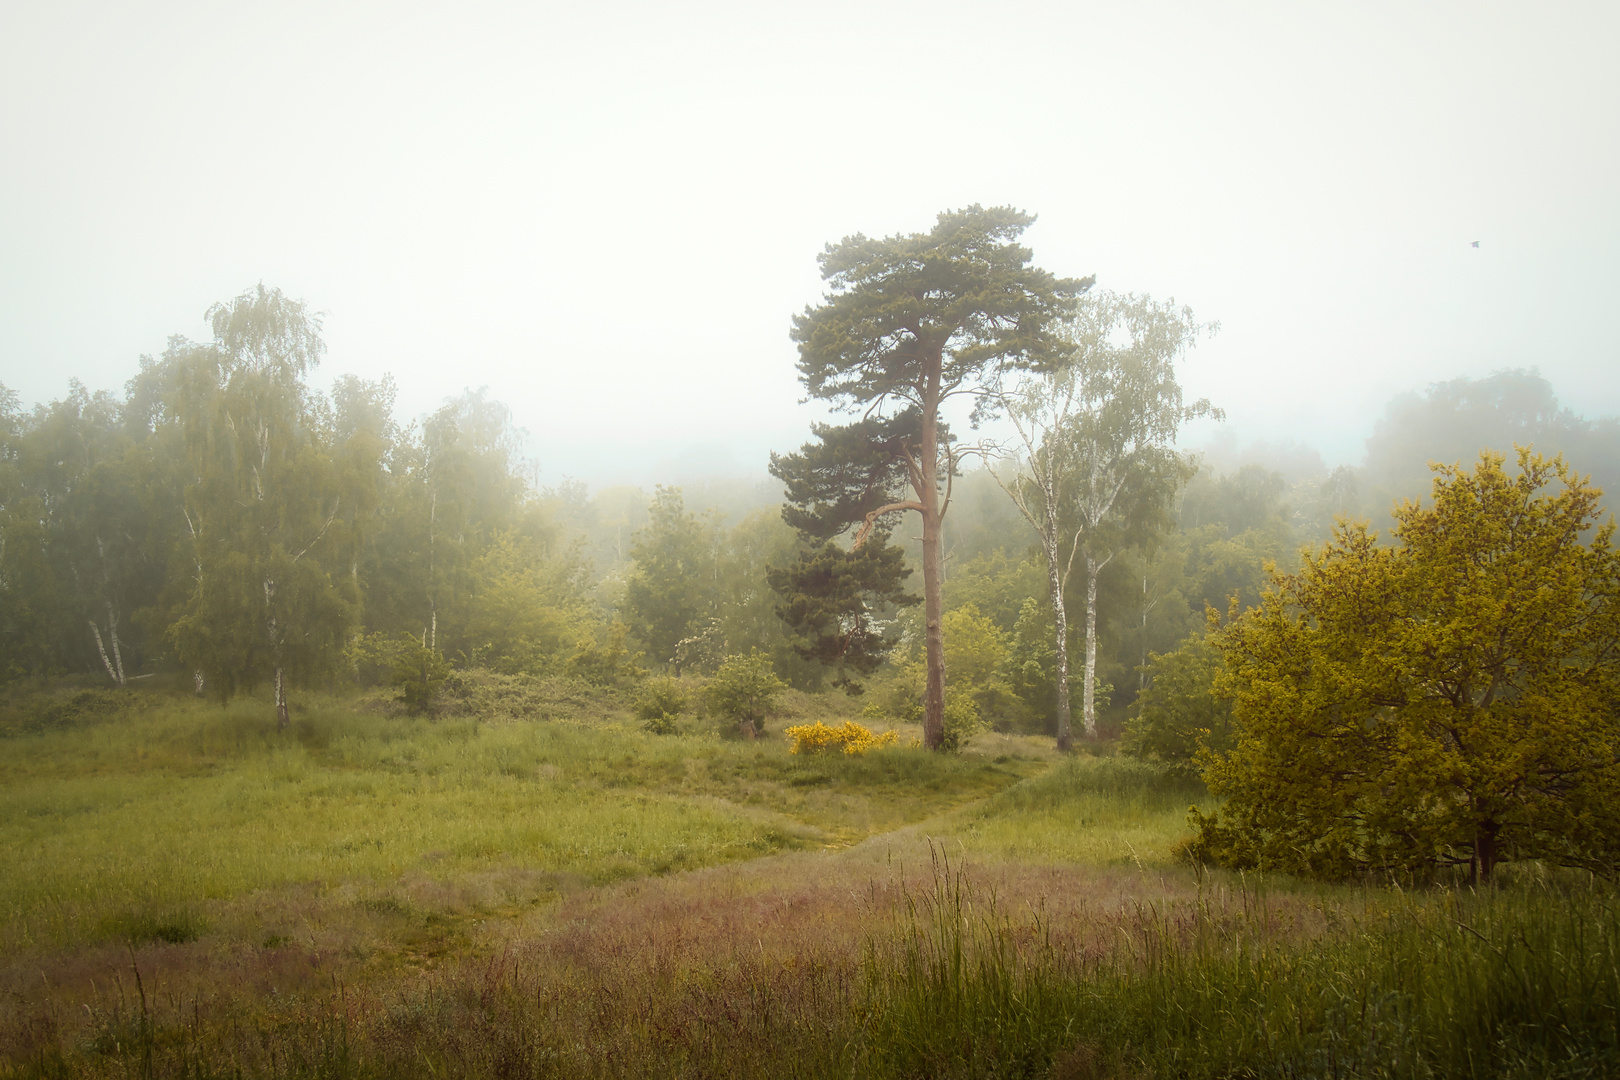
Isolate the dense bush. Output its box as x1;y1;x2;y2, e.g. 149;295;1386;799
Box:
706;650;786;738
632;675;689;734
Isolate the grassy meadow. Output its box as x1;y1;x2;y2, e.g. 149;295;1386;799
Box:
2;680;1617;1078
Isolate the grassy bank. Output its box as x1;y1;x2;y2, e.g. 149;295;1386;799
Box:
0;682;1049;954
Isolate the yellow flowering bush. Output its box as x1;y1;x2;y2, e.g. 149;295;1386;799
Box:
785;720;899;756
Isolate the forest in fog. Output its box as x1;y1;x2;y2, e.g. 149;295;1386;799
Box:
6;0;1620;1069
4;280;1615;739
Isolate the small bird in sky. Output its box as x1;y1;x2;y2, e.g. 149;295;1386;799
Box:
1471;240;1480;248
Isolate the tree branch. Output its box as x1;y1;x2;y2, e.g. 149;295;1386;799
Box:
853;501;925;548
292;499;341;563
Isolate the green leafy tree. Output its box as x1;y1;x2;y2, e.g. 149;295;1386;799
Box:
943;547;1048;634
391;635;450;714
164;286;355;725
1194;449;1620;881
989;290;1216;746
1365;368;1620;509
566;621;642;687
714;508;824;688
705;649;787;738
0;383;55;680
1121;631;1233;776
0;382;151;682
774;206;1088;749
463;531;586;673
326;374;399;625
623;487;720;670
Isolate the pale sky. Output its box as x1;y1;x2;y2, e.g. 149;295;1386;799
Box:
3;1;1616;488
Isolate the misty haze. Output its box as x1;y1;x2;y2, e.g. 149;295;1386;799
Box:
3;3;1619;1077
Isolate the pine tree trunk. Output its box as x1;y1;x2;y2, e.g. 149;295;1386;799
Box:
275;666;289;729
926;430;946;751
921;505;945;750
919;355;946;751
1083;555;1100;739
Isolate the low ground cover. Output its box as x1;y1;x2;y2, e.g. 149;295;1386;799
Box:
3;686;1614;1078
0;681;1046;955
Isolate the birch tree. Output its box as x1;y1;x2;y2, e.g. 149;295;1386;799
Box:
990;290;1216;747
167;286;354;726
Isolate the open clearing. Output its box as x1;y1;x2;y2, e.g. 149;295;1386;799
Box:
3;684;1615;1079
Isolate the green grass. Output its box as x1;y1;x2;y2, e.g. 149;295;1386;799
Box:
5;681;1615;1079
0;686;1046;951
942;752;1211;867
867;856;1620;1079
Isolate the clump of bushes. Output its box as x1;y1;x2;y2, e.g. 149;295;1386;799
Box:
0;684;141;737
566;621;645;687
633;676;689;735
785;720;898;756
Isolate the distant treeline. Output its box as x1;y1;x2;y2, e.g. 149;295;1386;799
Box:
2;283;1614;735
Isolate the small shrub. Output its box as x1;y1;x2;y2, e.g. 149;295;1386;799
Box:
938;693;983;753
567;621;645;687
641;712;679;735
391;636;451;714
785;719;898;756
633;676;688;734
706;650;786;738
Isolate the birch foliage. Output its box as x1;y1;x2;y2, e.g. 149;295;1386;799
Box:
990;290;1216;746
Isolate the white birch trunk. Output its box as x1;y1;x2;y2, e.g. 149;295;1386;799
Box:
90;621;120;685
1048;540;1074;750
275;666;289;729
106;602;125;685
1083;554;1100;738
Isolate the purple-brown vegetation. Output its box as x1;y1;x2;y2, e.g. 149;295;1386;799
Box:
1;832;1333;1078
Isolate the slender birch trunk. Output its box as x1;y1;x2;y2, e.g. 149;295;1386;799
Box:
1047;540;1074;750
265;577;290;728
90;621;120;685
1139;576;1150;694
106;602;125;685
1082;555;1102;738
91;536;126;685
274;667;289;729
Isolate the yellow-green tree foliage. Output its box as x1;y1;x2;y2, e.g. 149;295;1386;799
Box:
1193;449;1620;881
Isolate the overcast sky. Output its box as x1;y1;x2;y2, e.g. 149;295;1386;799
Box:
3;0;1616;488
